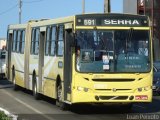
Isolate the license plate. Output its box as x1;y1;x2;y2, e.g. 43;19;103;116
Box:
135;95;148;100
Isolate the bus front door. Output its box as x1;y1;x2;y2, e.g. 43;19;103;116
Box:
63;28;73;102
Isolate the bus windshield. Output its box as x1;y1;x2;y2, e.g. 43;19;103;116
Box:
75;29;151;73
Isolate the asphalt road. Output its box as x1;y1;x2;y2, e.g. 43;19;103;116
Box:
0;79;160;120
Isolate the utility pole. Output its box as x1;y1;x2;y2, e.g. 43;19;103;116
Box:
19;0;22;24
104;0;111;13
82;0;85;14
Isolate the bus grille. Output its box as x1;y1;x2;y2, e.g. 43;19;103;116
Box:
95;89;132;92
92;79;135;82
99;96;128;100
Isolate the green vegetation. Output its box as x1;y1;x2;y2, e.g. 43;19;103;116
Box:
0;111;11;120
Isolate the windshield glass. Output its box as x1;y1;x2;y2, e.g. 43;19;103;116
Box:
75;30;151;73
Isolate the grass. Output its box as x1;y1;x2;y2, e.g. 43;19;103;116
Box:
0;111;11;120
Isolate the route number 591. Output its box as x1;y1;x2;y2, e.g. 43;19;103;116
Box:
84;19;96;26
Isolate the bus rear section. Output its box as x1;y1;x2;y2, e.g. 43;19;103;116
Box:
0;46;6;78
70;14;153;104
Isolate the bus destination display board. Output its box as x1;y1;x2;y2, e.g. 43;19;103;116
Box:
76;14;149;27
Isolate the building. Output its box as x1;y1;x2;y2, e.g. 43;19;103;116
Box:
123;0;137;14
123;0;160;60
0;38;6;50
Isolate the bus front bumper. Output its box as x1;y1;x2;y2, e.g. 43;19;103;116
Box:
71;89;152;103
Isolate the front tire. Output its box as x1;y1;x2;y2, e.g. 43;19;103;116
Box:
56;82;68;110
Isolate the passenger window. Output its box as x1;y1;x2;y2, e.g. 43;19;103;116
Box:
50;26;56;56
35;29;40;55
16;31;21;52
12;30;17;52
31;28;40;55
45;27;50;55
31;29;35;54
57;26;64;56
21;30;25;53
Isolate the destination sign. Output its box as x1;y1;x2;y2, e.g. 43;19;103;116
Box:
76;14;149;27
103;19;140;26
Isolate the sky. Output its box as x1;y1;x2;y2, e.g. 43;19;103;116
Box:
0;0;123;38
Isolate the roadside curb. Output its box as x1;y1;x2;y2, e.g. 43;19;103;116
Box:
0;107;18;120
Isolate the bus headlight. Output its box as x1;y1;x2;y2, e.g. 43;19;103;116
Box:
77;86;83;91
137;86;151;92
77;86;89;92
144;86;151;91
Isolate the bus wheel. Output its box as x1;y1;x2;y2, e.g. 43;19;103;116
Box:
33;75;40;100
12;70;18;91
56;82;68;110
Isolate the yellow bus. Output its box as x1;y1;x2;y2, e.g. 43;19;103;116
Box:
6;13;153;110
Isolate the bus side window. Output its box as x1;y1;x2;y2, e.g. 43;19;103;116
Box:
50;26;56;56
16;30;21;53
45;27;50;56
31;29;35;54
31;28;40;55
57;25;64;56
21;30;25;53
35;29;40;55
12;30;17;52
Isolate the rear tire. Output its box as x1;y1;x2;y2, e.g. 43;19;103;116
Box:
33;75;40;100
12;70;19;91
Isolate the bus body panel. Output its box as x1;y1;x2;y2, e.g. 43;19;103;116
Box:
11;53;25;87
72;72;152;103
43;56;64;98
24;24;32;90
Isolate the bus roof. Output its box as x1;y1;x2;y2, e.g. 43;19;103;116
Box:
8;13;149;29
